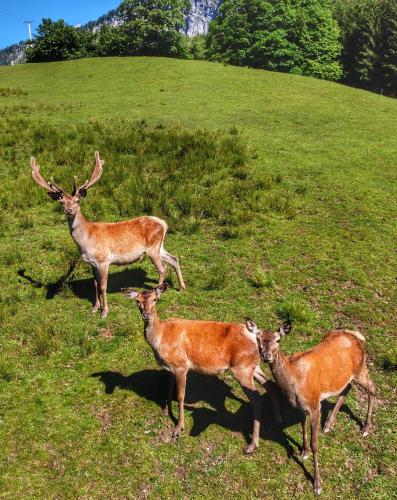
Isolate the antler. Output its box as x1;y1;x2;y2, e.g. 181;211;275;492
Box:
74;151;104;194
31;157;64;194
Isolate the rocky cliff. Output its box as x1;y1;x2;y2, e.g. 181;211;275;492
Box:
0;41;27;66
186;0;222;36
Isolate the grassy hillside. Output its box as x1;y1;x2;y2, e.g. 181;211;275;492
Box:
0;57;396;498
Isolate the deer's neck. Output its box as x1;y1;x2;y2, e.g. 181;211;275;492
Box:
269;351;300;408
67;207;89;245
143;311;162;350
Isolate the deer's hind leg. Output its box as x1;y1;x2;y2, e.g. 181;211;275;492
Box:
353;361;375;437
160;248;186;291
146;248;166;286
323;383;352;433
233;366;262;455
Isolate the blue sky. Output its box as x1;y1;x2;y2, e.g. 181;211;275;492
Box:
0;1;121;49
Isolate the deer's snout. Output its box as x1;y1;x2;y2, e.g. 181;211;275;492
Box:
260;351;272;363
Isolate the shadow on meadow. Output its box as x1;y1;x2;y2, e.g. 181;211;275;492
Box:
18;264;157;303
92;369;369;485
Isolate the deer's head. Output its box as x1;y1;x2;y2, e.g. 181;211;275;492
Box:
30;151;104;216
122;283;170;321
245;319;292;363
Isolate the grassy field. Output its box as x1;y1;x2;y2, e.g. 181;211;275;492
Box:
0;57;396;498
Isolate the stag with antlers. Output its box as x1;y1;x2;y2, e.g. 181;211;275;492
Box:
31;152;185;318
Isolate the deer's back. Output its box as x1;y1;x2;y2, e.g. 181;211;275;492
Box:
88;216;165;245
157;320;259;374
84;216;166;263
290;331;365;404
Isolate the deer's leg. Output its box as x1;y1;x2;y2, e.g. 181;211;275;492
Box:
323;383;351;433
253;367;282;425
91;266;100;314
354;362;376;437
172;368;187;438
233;367;262;454
309;406;322;496
160;249;186;291
98;263;109;319
164;372;175;417
301;414;310;459
147;250;166;286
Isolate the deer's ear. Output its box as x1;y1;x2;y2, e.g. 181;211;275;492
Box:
245;317;259;335
278;321;292;336
155;283;170;299
49;191;62;200
122;288;139;299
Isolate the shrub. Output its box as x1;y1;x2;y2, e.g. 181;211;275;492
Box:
249;268;274;289
0;359;17;381
188;35;208;60
382;349;397;371
30;329;59;357
205;262;229;290
0;87;28;97
276;296;315;325
0;118;289;235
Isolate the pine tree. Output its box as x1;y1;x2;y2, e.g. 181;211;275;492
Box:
376;0;397;94
340;0;379;87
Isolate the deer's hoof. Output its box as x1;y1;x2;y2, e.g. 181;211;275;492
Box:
300;449;310;460
92;305;100;314
314;486;323;496
100;309;109;319
243;443;258;455
323;424;332;434
172;426;183;438
362;428;371;437
179;286;186;292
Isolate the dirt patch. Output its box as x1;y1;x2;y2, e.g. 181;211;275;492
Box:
99;328;114;341
92;406;112;433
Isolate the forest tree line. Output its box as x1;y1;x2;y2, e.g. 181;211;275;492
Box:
22;0;397;95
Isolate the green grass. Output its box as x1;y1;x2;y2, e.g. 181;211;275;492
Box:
0;57;396;498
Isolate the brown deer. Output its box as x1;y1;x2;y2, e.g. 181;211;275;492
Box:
122;283;281;454
31;152;185;318
252;320;375;495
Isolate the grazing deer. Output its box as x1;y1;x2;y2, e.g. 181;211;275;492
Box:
31;152;185;318
122;283;281;454
251;320;375;495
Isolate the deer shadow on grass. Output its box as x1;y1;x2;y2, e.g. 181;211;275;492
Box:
91;369;247;419
92;369;368;485
92;369;348;483
320;398;363;430
18;262;157;303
